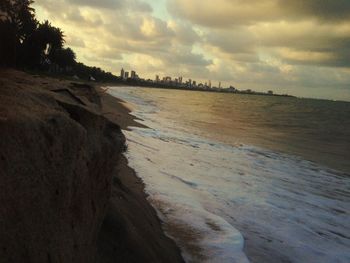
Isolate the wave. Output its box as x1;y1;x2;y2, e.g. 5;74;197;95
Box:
109;86;350;263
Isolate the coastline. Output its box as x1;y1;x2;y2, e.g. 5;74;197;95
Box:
101;88;220;262
102;85;350;263
96;88;184;262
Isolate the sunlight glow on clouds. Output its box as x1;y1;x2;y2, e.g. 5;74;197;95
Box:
33;0;350;100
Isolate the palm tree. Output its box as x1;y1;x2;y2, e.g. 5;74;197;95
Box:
0;0;36;66
51;47;76;68
19;20;66;67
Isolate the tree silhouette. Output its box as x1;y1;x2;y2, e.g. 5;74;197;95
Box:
51;47;76;68
0;0;118;81
0;0;36;66
19;20;65;67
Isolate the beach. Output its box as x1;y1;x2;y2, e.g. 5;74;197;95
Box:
96;88;184;263
1;69;349;263
2;0;349;262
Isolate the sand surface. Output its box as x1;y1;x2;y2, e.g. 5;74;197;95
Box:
96;88;184;262
0;69;184;263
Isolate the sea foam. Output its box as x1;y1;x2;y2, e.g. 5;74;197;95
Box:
108;86;350;263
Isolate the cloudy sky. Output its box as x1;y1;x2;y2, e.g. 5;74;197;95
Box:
34;0;350;100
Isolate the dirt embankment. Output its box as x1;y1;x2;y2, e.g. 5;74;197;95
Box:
0;70;183;263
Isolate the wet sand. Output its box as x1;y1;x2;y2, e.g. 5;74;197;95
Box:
96;89;184;263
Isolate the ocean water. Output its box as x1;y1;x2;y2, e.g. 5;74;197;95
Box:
108;86;350;263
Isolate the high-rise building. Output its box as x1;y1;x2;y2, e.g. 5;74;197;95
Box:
120;68;125;79
131;70;136;79
179;76;183;84
155;75;160;82
124;72;129;79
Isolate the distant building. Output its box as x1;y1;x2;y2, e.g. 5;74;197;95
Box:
179;76;183;84
120;68;125;79
228;86;236;92
124;71;129;79
155;75;160;82
268;90;274;95
209;80;212;88
164;76;172;83
131;70;136;79
219;81;221;89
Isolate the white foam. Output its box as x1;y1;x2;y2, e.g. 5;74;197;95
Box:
108;86;350;263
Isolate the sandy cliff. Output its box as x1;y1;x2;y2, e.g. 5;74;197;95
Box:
0;70;183;263
0;70;124;263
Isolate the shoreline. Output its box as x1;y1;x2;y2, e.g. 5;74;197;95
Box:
101;85;350;263
99;88;208;262
96;88;185;262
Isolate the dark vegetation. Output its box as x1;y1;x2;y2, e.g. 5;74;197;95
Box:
0;0;119;82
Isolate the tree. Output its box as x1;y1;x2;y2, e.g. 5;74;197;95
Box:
0;0;118;81
19;20;65;68
51;47;76;68
0;0;36;66
37;21;65;52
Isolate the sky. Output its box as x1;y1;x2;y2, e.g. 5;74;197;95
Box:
33;0;350;101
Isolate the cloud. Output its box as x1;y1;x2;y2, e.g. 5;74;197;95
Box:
197;19;350;68
167;0;275;27
167;0;350;27
32;0;350;100
70;0;152;11
252;21;350;67
168;20;200;45
70;0;122;9
279;0;350;21
204;27;256;54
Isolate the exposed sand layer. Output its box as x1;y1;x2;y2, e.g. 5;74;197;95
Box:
0;69;183;263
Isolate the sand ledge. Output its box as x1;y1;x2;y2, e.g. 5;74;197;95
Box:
0;69;184;263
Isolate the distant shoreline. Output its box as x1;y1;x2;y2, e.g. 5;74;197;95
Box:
116;79;296;98
108;82;350;103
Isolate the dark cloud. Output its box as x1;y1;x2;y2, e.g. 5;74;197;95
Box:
280;0;350;21
37;0;152;12
167;0;350;27
204;28;256;54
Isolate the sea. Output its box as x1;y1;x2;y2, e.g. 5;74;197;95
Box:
107;86;350;263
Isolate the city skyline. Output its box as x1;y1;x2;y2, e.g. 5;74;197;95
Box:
120;67;225;89
33;0;350;101
118;68;282;97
